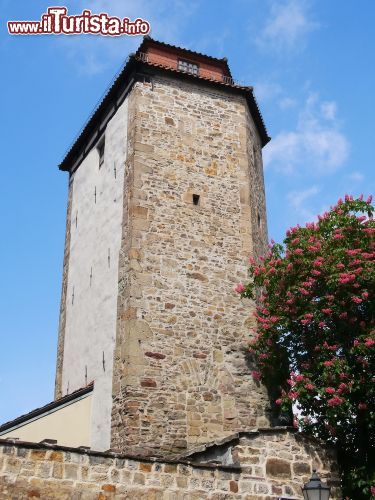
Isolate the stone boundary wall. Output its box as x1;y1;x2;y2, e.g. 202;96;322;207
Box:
0;429;341;499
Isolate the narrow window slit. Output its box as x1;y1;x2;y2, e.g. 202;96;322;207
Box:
192;194;200;206
97;137;105;168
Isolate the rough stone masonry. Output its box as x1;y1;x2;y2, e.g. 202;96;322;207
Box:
110;74;271;457
0;429;341;499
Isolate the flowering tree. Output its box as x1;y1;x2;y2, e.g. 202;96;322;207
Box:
237;195;374;499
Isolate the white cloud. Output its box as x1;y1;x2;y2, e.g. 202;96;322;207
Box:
256;0;319;53
320;101;337;120
279;97;297;110
287;185;320;220
254;81;283;102
346;171;364;183
264;93;350;174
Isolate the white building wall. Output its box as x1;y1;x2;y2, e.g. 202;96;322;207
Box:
62;97;128;451
0;394;92;448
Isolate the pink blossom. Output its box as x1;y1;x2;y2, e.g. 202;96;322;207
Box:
311;269;321;276
251;371;261;381
362;252;374;259
327;396;343;406
347;249;361;256
294;248;303;255
367;195;373;204
295;374;305;382
351;296;363;304
349;259;362;266
259;353;269;360
333;233;344;240
353;339;359;347
325;387;336;395
339;312;348;319
275;398;282;405
313;258;324;267
362;291;369;299
304;313;314;319
322;308;332;314
288;391;299;401
305;383;314;390
365;338;375;347
324;360;334;367
358;403;367;410
371;486;375;496
291;237;300;246
234;283;246;294
287;263;293;271
299;288;310;296
300;319;310;325
318;321;326;328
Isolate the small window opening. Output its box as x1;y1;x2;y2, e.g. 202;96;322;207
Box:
178;59;199;76
192;194;200;206
257;213;261;228
97;137;105;168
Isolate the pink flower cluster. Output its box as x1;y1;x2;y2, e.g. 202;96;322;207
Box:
327;396;343;406
234;283;245;294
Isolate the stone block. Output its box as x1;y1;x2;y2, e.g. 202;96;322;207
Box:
266;457;291;479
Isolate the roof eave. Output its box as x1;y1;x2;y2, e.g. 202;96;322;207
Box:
59;58;270;172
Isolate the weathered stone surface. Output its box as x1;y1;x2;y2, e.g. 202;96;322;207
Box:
265;457;291;478
0;437;342;499
111;76;271;457
54;179;73;399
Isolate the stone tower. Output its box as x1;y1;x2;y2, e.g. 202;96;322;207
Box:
55;37;271;456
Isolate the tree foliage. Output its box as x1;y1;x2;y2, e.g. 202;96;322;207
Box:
237;195;375;498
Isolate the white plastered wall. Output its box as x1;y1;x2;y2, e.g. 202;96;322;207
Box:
61;97;128;451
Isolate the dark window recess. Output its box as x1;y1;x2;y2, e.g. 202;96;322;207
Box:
178;59;199;76
97;138;105;168
192;194;200;206
257;213;261;228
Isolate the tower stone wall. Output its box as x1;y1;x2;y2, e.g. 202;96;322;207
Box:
110;75;271;456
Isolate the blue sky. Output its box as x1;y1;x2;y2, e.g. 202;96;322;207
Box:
0;0;374;423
